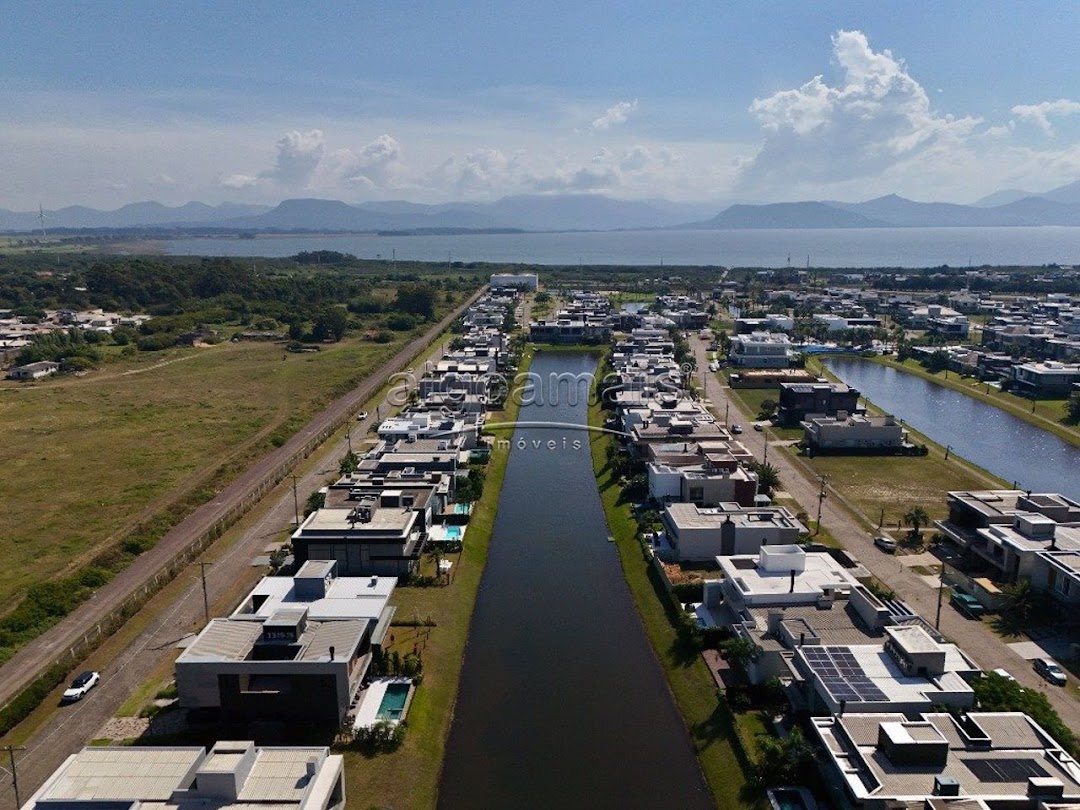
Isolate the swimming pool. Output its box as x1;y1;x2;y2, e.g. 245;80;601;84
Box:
429;524;466;544
377;682;411;721
452;503;471;515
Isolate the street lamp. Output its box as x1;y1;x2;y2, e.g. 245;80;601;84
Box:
815;475;829;535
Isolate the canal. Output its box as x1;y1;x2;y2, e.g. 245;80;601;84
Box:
438;352;712;809
824;357;1080;501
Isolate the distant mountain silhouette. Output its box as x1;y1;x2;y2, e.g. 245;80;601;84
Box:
691;202;885;229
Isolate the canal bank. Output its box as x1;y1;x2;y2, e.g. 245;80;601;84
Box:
823;357;1080;502
437;351;712;810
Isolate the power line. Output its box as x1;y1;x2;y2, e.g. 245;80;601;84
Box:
2;745;26;809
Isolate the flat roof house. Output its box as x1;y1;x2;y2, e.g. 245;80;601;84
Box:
175;562;395;725
660;503;806;561
729;331;794;368
801;412;906;453
1012;361;1080;398
812;712;1080;809
778;382;861;426
7;360;59;380
21;741;344;810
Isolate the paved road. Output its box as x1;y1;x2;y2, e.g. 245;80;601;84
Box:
691;337;1080;732
0;290;483;808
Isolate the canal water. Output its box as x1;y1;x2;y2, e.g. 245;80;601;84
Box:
824;357;1080;501
437;352;712;810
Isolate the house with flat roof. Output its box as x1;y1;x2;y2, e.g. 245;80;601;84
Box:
647;457;758;507
659;503;806;561
791;624;979;715
778;382;861;426
1012;361;1080;397
729;331;794;368
812;712;1080;809
21;741;344;810
291;492;424;577
7;360;59;380
801;412;907;453
175;562;395;724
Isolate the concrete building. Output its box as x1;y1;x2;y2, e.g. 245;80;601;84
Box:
175;562;395;724
7;360;59;380
291;491;425;577
801;412;907;453
659;503;806;560
490;272;538;290
21;741;345;810
647;456;758;507
812;712;1080;809
728;332;794;368
777;382;861;426
1012;361;1080;397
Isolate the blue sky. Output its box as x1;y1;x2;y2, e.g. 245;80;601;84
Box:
3;1;1080;208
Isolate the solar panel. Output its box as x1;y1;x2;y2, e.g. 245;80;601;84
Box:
964;758;1048;783
804;647;890;703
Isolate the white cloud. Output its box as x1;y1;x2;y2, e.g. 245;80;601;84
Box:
591;100;638;130
259;129;325;186
220;173;259;189
739;30;979;192
1011;99;1080;135
326;134;405;189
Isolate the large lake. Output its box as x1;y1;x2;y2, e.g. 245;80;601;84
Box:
437;352;712;810
824;357;1080;501
164;226;1080;267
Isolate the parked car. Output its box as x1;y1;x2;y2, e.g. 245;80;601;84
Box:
949;591;986;619
730;424;743;434
1033;658;1067;686
873;535;897;553
62;671;100;703
753;423;764;431
356;411;369;421
708;362;719;372
991;668;1016;682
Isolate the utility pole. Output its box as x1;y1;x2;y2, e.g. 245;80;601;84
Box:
4;744;25;809
815;475;829;535
197;562;212;626
878;507;885;529
346;427;353;456
291;474;300;528
724;402;730;426
935;564;945;630
763;439;768;467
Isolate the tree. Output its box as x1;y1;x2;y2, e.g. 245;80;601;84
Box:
720;636;760;673
1066;392;1080;425
338;452;359;475
903;506;930;537
999;577;1054;626
753;727;816;787
924;350;950;373
311;306;349;342
304;491;325;516
758;398;778;419
394;282;436;319
751;462;781;497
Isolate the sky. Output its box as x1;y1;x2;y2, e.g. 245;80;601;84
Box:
3;1;1080;210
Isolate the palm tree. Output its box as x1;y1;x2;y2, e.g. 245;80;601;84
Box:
903;506;930;538
752;462;781;497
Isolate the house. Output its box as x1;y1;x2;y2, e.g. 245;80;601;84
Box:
1012;361;1080;398
647;454;758;507
791;624;979;715
175;561;395;724
659;502;806;561
801;412;907;453
812;712;1080;808
291;491;424;577
777;382;861;426
7;360;59;380
20;741;345;810
728;332;794;368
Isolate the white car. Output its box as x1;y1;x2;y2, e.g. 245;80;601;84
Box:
62;670;100;703
356;411;369;421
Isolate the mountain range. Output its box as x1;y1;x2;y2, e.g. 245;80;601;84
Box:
4;180;1080;234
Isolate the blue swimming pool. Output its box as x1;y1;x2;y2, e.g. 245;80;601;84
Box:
444;525;463;539
376;683;411;721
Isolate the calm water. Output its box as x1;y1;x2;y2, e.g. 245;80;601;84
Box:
165;226;1080;267
824;358;1080;501
438;353;712;810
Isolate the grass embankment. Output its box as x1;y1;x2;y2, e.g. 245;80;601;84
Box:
340;348;535;810
871;356;1080;448
587;368;760;808
724;370;1003;531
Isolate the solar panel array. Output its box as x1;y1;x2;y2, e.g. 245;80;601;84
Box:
802;647;889;703
964;758;1048;783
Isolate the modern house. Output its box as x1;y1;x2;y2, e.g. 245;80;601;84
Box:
291;491;425;577
801;412;907;453
175;562;395;724
728;332;794;368
20;741;345;810
647;456;758;507
777;381;861;426
659;503;806;560
1012;361;1080;398
812;712;1080;809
